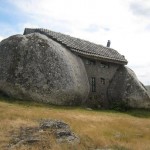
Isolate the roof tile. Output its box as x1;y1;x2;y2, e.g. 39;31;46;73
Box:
23;28;128;65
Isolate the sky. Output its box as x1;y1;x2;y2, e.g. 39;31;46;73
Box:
0;0;150;85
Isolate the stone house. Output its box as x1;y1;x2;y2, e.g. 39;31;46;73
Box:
0;28;149;108
24;28;127;107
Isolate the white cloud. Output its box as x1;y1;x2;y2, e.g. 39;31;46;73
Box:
9;0;134;30
6;0;150;85
129;64;150;85
130;0;150;18
0;36;4;42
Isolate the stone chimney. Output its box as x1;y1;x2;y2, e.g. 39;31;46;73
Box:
107;40;111;47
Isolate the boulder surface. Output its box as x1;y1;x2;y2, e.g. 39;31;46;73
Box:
0;32;149;109
0;33;89;105
146;86;150;97
108;66;150;108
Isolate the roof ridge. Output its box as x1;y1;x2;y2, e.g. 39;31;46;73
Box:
35;28;119;52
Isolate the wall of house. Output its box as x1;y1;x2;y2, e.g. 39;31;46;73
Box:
81;56;120;108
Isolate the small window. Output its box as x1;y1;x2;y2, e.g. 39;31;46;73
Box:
100;62;109;68
101;78;105;85
86;60;91;65
90;60;96;65
86;59;96;65
91;77;96;92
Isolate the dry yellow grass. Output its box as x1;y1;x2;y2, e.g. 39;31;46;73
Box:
0;98;150;150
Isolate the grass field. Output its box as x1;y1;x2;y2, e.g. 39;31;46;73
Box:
0;97;150;150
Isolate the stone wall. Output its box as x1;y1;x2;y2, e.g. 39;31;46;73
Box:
81;56;119;107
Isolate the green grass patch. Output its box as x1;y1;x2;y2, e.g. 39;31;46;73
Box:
0;95;150;118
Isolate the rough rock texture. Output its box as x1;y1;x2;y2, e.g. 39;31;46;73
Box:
146;86;150;97
0;32;149;109
6;119;79;150
108;66;150;108
0;33;89;105
40;119;79;143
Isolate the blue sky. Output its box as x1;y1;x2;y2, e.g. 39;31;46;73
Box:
0;0;150;85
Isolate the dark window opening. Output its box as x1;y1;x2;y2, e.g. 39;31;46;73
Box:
86;59;96;65
100;62;109;68
101;78;105;85
91;77;96;92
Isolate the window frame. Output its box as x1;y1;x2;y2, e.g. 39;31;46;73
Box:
100;62;109;68
101;78;105;85
86;59;96;65
91;77;96;92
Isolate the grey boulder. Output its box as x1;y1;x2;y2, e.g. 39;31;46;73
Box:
108;66;150;108
146;86;150;97
0;33;89;105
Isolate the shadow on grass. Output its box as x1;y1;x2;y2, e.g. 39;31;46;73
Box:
0;95;150;118
125;109;150;118
0;95;81;110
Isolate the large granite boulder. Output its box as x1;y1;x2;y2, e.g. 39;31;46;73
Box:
0;33;89;105
108;66;150;108
146;86;150;97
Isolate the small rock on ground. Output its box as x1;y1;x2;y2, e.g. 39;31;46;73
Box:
5;119;80;150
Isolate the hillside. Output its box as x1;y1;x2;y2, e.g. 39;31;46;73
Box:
0;97;150;150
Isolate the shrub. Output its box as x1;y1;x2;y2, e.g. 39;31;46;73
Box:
110;100;130;111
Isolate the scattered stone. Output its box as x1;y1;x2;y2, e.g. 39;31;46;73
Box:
39;119;69;130
40;119;79;143
6;119;79;150
113;132;125;139
86;107;93;111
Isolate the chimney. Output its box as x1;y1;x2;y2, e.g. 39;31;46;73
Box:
107;40;111;47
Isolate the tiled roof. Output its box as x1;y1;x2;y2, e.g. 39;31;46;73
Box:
23;28;128;65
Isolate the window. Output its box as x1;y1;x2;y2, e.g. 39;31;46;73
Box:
91;77;96;92
101;78;105;85
100;62;109;68
86;59;96;65
85;60;90;65
90;60;96;65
